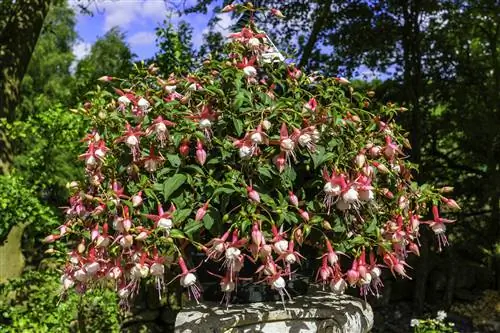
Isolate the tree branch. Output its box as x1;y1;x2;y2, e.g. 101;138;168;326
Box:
299;0;332;68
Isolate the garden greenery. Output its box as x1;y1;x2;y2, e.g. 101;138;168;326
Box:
47;4;459;308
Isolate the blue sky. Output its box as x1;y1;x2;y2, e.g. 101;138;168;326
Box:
70;0;384;80
71;0;231;61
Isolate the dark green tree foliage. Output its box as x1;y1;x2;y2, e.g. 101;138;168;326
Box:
74;27;135;95
0;0;52;173
198;30;225;60
155;20;196;75
17;2;77;118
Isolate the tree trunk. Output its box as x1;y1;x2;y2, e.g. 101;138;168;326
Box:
400;0;428;314
0;0;52;174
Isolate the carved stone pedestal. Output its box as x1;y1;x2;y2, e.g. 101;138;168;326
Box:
175;290;373;333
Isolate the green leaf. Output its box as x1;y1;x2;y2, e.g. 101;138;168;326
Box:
351;235;366;246
203;212;214;230
167;154;181;168
173;208;192;224
281;167;296;183
183;220;203;237
163;174;187;201
213;185;236;197
233;118;243;136
258;165;273;179
169;229;186;239
260;193;275;205
185;164;204;175
332;221;345;233
152;182;163;192
365;218;378;234
311;145;335;169
233;92;245;110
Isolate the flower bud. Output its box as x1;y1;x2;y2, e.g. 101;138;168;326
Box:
355;153;366;169
439;186;454;193
442;197;461;210
288;191;299;207
381;188;394;199
261;119;272;131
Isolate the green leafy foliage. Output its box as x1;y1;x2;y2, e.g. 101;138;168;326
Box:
74;27;135;97
51;4;455;307
5;105;87;206
0;268;119;332
0;175;57;245
154;20;196;75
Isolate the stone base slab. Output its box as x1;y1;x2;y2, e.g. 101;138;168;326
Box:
175;290;373;333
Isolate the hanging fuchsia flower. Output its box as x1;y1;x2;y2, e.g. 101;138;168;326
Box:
316;256;334;289
228;27;266;43
221;4;235;13
114;122;144;161
303;97;317;112
204;230;231;261
288;191;299;207
273;151;286;173
292;126;318;153
276;240;305;279
146;116;175;147
144;203;175;231
322;168;345;213
176;257;202;303
270;224;288;255
246;185;261;203
421;205;456;251
383;135;403;161
79;142;100;170
149;249;166;299
256;257;291;308
383;252;412;279
441;197;461;210
141;145;165;173
270;8;285;18
195;140;207;165
187;104;218;141
320;238;342;270
195;201;209;222
277;123;296;166
368;252;384;297
236;56;258;78
249;222;265;257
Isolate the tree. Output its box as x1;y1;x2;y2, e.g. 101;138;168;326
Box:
74;27;135;95
16;1;77;118
0;0;52;173
154;20;196;75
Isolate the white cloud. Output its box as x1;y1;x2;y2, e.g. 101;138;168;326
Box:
128;31;156;46
211;13;235;37
72;41;91;60
98;0;169;31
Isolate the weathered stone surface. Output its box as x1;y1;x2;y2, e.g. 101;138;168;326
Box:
175;289;373;333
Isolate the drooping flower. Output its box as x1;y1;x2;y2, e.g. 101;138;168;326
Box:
177;257;202;303
145;116;175;147
114;122;144;161
421;205;455;252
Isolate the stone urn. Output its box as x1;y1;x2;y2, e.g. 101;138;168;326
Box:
174;287;373;333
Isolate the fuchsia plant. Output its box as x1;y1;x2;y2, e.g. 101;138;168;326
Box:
48;3;459;309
